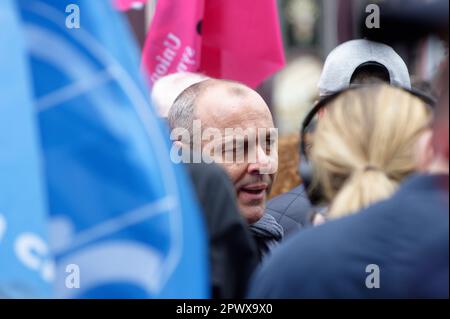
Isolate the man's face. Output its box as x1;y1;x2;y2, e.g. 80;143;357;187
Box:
195;83;278;224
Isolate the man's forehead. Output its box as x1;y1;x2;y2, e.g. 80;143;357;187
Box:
195;83;273;127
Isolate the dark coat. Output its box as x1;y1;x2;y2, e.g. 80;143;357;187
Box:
187;163;259;299
265;185;314;238
249;174;449;298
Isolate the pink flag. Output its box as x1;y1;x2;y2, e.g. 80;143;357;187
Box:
142;0;204;84
114;0;149;11
142;0;285;88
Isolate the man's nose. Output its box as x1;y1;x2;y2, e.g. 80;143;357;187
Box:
247;144;274;175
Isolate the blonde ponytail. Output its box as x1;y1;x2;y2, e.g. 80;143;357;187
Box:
311;85;431;219
328;168;396;219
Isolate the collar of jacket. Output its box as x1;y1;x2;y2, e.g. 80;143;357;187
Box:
249;213;284;241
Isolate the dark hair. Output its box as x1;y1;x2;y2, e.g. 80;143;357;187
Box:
350;62;390;85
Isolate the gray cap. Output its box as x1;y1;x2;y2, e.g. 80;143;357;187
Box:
318;39;411;97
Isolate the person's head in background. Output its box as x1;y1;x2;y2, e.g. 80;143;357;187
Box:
301;39;412;225
303;38;411;187
151;72;209;118
168;79;278;224
415;59;449;175
318;39;411;97
272;55;323;135
310;84;432;220
269;56;321;199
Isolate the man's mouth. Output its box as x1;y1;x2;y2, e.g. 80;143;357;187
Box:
238;184;268;201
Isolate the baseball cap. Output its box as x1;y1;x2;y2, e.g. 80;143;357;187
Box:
318;39;411;97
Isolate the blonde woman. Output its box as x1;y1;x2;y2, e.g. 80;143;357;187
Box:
310;84;432;220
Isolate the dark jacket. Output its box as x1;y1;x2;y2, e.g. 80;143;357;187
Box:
249;213;284;261
187;163;259;299
249;174;449;298
265;185;314;238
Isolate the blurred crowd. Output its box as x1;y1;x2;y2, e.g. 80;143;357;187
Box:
149;0;449;298
1;0;448;299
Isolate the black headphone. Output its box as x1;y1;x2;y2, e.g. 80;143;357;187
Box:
298;84;436;206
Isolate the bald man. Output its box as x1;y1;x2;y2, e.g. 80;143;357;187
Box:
168;79;283;259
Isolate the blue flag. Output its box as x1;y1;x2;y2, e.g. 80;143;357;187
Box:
13;0;209;298
0;0;52;298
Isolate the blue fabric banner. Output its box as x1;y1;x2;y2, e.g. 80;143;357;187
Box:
0;0;52;298
0;0;209;298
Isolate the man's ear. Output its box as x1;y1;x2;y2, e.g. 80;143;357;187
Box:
415;129;434;172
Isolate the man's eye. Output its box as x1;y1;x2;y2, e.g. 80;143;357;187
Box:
265;137;277;149
223;144;238;153
235;141;248;155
